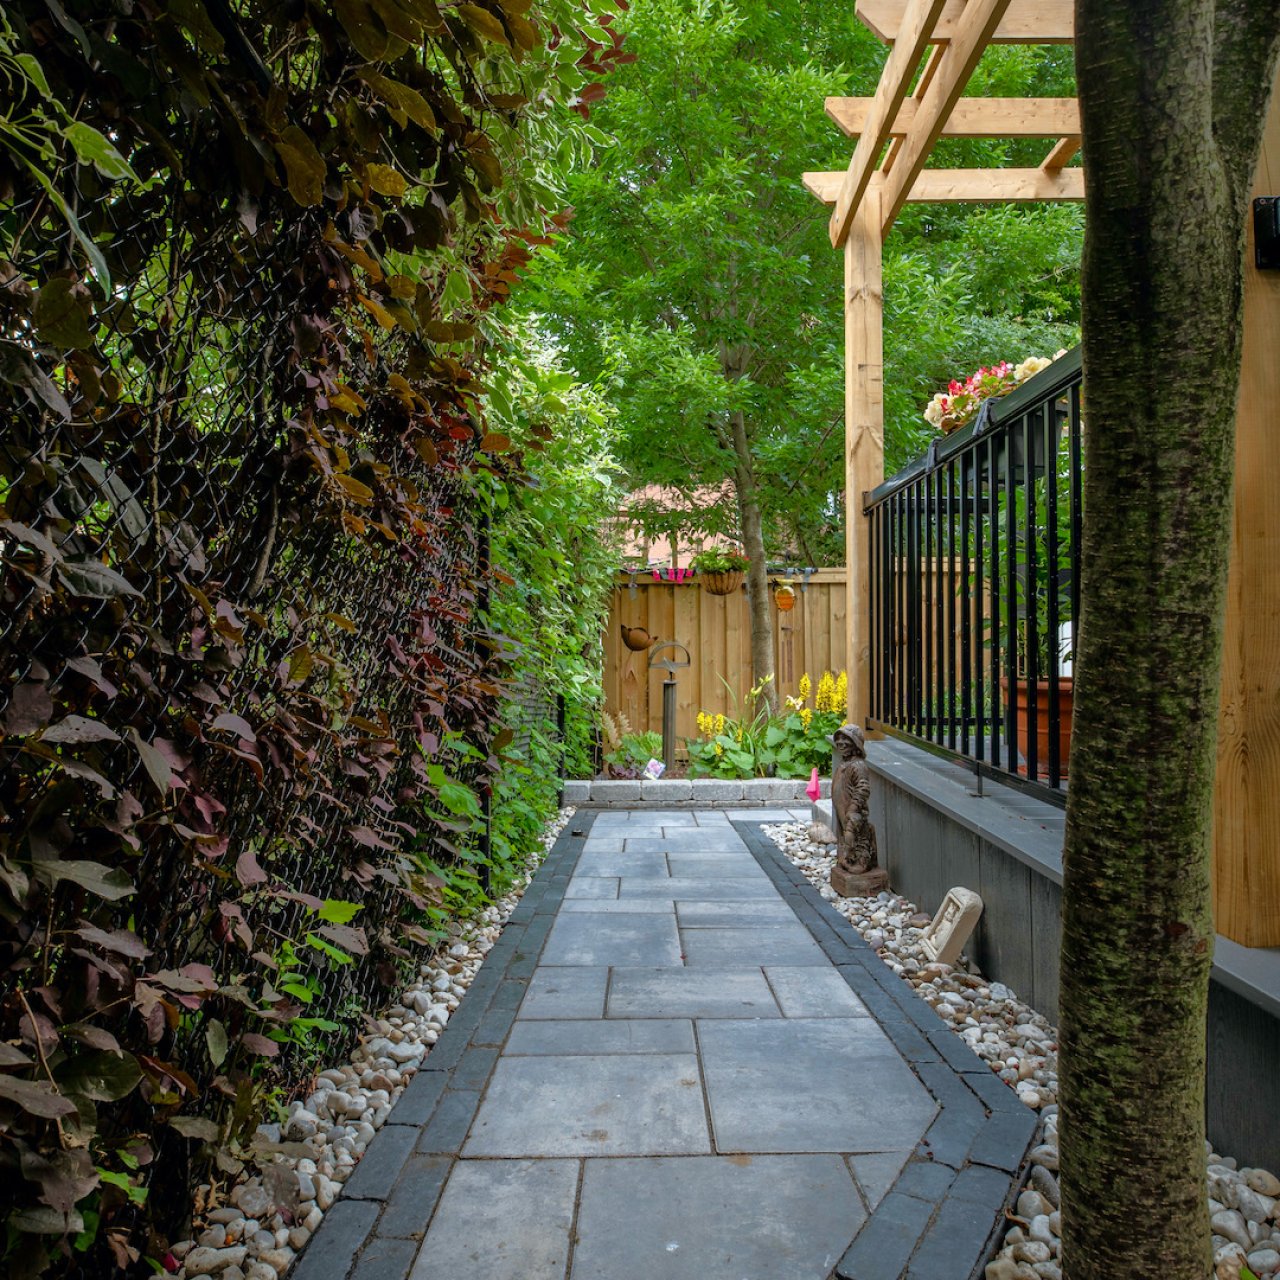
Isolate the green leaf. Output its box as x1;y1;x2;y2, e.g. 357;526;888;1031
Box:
57;559;141;599
33;278;94;350
169;1114;221;1142
61;121;139;182
32;858;135;901
304;932;354;965
318;898;362;924
456;3;509;45
205;1019;228;1067
15;53;52;99
274;126;326;207
57;1050;143;1102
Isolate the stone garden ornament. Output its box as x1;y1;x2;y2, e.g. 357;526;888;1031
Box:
830;723;890;897
919;888;985;966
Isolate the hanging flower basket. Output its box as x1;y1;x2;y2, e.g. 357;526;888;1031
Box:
702;570;744;596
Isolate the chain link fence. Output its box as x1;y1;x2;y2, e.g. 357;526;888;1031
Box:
0;174;525;1258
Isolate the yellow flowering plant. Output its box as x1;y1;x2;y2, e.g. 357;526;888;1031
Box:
687;670;848;779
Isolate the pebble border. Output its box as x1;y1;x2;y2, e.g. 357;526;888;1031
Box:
170;809;575;1280
732;821;1038;1280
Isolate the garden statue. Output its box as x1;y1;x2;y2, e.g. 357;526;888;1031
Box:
830;723;889;897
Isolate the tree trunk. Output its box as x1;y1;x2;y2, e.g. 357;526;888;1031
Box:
729;409;779;714
1060;5;1280;1278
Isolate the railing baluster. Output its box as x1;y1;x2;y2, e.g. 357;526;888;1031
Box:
859;350;1081;806
1045;398;1061;787
960;451;972;757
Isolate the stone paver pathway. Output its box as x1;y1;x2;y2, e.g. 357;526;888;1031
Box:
295;809;1037;1280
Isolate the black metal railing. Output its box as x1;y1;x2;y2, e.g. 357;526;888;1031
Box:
865;348;1083;800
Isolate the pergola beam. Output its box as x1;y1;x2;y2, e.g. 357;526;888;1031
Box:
1041;135;1082;171
878;0;1017;235
827;0;949;249
825;96;1081;139
804;166;1084;205
857;0;1073;44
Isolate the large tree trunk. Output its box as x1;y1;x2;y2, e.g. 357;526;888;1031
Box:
1060;5;1280;1278
729;409;779;715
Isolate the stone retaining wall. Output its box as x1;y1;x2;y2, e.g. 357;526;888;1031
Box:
563;778;831;805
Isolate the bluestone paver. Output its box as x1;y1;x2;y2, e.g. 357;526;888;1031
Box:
698;1018;938;1153
409;1159;577;1280
572;1155;867;1280
606;966;783;1019
462;1053;711;1156
504;1017;696;1056
326;808;1034;1280
540;911;682;966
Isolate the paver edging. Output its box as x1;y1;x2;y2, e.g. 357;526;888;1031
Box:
731;820;1038;1280
287;814;596;1280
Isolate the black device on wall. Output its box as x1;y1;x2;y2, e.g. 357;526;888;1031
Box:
1254;197;1280;269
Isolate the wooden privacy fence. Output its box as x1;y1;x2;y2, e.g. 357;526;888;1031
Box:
604;570;849;752
603;564;984;755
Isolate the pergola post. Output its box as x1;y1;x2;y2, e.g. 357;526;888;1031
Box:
1213;60;1280;948
844;182;885;725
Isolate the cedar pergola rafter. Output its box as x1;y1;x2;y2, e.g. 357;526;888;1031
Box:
805;0;1083;736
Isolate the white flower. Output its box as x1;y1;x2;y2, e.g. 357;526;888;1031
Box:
923;392;947;427
1014;355;1052;383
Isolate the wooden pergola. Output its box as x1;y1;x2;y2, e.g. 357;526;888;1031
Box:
804;0;1280;947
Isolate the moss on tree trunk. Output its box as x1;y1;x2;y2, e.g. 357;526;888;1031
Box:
1061;4;1280;1276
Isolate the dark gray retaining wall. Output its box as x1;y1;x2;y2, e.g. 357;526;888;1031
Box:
864;739;1280;1174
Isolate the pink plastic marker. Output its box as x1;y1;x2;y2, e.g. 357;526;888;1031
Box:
806;767;821;802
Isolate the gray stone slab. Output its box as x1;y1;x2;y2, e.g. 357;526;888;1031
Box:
574;852;670;878
409;1159;578;1280
728;809;801;822
571;1155;866;1280
559;897;676;914
627;834;746;853
848;1149;913;1210
607;968;782;1019
519;967;608;1019
463;1054;710;1156
579;837;625;853
639;779;694;801
540;912;682;966
693;810;733;824
766;966;871;1018
593;780;641;802
679;925;827;967
698;1019;938;1153
505;1018;696;1056
666;854;768;878
565;876;620;899
562;780;591;803
675;900;797;925
618;877;782;901
291;1201;380;1280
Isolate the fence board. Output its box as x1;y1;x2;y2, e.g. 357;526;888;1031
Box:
604;571;850;753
